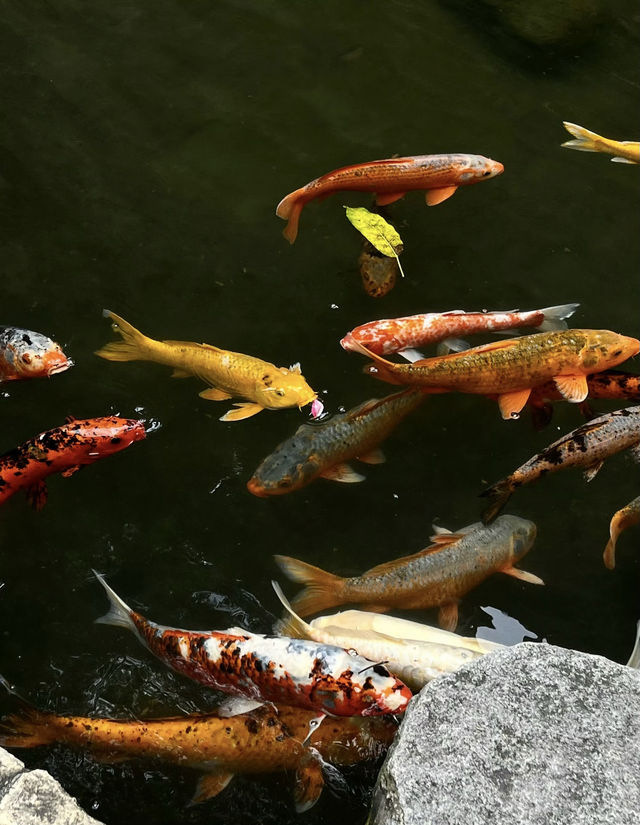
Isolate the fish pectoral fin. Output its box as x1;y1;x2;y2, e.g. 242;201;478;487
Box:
554;374;589;403
425;185;458;206
190;770;235;806
170;368;192;378
438;602;459;631
629;443;640;463
611;156;637;164
427;532;465;547
498;388;532;420
356;447;386;465
358;602;392;613
25;481;47;510
503;567;544;585
319;463;366;483
294;753;325;813
399;348;426;363
216;696;264;718
219;403;263;421
199;387;233;401
61;465;82;478
375;191;406;206
583;460;604;482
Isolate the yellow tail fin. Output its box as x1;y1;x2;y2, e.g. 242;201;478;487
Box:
561;122;602;152
94;309;150;362
0;706;56;748
274;555;346;617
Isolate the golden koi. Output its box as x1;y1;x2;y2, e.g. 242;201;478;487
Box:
95;310;318;421
276;153;503;243
247;389;425;495
603;495;640;570
272;582;502;691
345;329;639;420
275;515;541;632
0;689;396;812
482;406;640;524
562;122;639;164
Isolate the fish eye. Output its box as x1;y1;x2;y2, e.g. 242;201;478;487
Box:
483;170;491;176
275;389;285;397
21;353;32;364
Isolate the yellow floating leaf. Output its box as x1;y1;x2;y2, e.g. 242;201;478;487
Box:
344;206;405;278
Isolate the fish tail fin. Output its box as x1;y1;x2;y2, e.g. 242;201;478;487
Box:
479;480;513;524
0;676;55;748
271;580;313;639
537;303;580;332
342;334;401;384
93;569;138;634
94;310;150;362
276;189;306;244
561;122;602;152
274;555;345;617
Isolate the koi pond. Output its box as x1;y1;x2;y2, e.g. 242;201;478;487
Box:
1;2;639;823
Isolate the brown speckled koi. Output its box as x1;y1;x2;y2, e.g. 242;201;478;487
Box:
0;417;146;509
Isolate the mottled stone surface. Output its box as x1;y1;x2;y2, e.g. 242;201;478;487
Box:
371;643;640;825
0;747;102;825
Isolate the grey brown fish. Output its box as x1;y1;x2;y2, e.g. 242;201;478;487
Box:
275;515;541;631
482;405;640;524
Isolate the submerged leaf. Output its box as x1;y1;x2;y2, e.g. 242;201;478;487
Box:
344;206;405;277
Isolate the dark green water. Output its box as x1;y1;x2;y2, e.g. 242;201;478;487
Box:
1;2;638;823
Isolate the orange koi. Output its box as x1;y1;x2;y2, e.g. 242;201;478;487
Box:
276;515;540;632
603;495;640;570
0;417;146;509
0;326;71;381
482;406;640;524
94;572;412;717
0;688;396;812
345;329;639;420
276;153;503;243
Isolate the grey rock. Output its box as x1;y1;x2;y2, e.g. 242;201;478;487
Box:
0;747;103;825
371;643;640;825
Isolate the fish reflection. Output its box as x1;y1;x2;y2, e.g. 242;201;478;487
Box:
0;689;396;812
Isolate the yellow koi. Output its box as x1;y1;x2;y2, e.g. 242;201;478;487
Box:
562;122;639;164
95;310;317;421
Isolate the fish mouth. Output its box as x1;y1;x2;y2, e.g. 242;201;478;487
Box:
246;478;269;498
46;360;73;376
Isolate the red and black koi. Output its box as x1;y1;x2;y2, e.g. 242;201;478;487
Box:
0;417;147;509
94;572;412;717
0;326;71;382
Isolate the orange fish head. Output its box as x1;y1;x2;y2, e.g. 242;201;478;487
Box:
255;365;317;412
9;333;72;379
67;417;148;453
578;331;640;372
456;155;504;185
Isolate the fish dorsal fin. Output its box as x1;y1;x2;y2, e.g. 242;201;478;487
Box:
583;460;604;482
363;538;464;578
375;191;406;206
425;185;458;206
554;374;589;403
498;388;532;420
216;697;264;718
191;770;235;805
162;339;222;353
418;337;520;366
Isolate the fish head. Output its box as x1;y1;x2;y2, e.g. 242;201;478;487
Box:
578;330;640;372
63;416;147;457
247;447;320;497
357;666;413;716
498;515;537;561
254;365;317;412
311;714;398;762
4;329;72;379
455;155;504;185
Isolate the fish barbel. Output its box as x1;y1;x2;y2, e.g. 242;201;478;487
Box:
527;369;640;428
561;122;639;164
341;304;579;356
345;329;639;420
0;417;146;509
0;690;396;812
603;495;640;570
95;310;318;422
0;326;72;381
93;572;411;717
276;153;503;243
482;405;640;524
247;388;425;496
272;582;502;691
275;515;541;631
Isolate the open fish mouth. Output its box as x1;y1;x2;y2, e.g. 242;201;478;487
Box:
46;360;73;376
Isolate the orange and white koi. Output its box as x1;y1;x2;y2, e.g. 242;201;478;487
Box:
0;326;72;382
603;495;640;570
247;389;425;496
561;122;639;164
94;572;411;717
275;515;540;632
95;310;319;422
345;329;639;420
276;153;504;243
341;304;579;357
0;417;146;509
0;687;395;812
482;406;640;524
